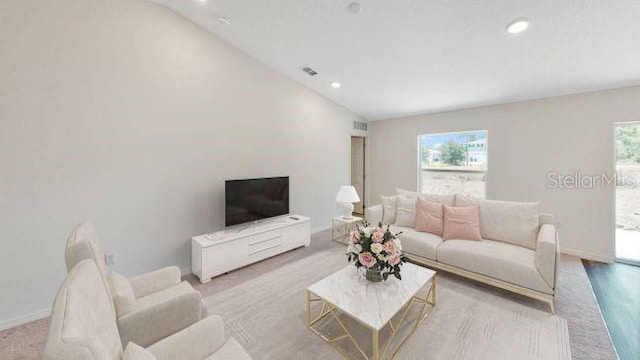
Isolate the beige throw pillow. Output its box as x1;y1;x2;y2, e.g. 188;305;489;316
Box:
394;196;417;227
455;195;540;249
380;195;397;225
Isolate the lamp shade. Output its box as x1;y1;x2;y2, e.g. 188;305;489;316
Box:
335;185;360;203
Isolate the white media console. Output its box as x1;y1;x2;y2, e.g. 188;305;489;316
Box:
191;215;311;283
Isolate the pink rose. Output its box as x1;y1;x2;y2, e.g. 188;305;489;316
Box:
388;254;400;266
358;252;377;268
372;231;384;243
383;241;396;254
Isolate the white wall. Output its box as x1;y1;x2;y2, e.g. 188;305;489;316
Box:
0;0;359;328
368;86;640;263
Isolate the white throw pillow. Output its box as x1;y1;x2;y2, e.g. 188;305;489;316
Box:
418;193;455;206
396;188;455;206
456;195;540;249
123;343;156;360
380;195;397;225
395;196;417;227
395;188;419;199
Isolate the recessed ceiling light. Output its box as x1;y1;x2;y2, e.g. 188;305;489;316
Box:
331;82;341;89
506;19;530;34
217;17;231;25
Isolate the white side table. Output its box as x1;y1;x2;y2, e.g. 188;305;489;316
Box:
331;216;363;244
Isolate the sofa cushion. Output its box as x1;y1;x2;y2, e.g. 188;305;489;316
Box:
443;205;482;241
391;226;442;261
437;239;553;294
380;195;397;225
395;188;455;206
455;195;540;249
394;196;417;227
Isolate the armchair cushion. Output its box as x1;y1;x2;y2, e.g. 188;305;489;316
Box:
123;343;156;360
148;315;226;360
129;266;182;299
117;282;202;348
109;272;136;317
43;260;123;360
65;222;112;298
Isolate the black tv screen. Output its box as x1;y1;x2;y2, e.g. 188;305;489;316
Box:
225;176;289;227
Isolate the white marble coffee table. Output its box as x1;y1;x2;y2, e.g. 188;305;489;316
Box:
306;263;436;359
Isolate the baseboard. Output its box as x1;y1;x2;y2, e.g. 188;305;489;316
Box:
311;224;331;234
560;247;614;264
0;307;50;332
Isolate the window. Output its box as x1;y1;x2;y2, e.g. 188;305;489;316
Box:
418;130;487;198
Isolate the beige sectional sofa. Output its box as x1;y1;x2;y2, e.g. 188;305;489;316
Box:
364;191;559;313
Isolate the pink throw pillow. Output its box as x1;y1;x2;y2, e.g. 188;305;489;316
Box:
443;205;482;241
414;198;444;236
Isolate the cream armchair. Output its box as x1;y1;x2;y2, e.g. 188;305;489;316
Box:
65;222;207;347
43;259;251;360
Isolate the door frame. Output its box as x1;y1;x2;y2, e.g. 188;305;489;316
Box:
351;136;366;214
613;121;640;266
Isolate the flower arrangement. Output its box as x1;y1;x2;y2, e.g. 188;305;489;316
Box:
346;222;407;281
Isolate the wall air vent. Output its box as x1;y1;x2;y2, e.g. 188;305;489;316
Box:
302;66;318;76
353;121;368;131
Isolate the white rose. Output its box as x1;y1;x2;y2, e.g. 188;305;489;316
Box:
362;227;374;237
393;239;402;252
371;243;383;254
347;243;363;254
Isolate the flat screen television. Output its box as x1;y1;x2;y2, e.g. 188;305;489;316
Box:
225;176;289;227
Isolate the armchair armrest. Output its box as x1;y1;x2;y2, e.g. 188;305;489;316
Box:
129;266;182;299
535;224;557;289
365;205;383;226
118;286;202;348
147;315;226;360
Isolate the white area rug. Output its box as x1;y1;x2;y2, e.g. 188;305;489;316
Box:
205;247;571;359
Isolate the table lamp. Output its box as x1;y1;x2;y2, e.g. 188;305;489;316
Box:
335;185;361;219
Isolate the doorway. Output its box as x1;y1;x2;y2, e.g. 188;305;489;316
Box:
351;136;365;215
615;123;640;265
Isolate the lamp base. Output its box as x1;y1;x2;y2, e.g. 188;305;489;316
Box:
340;202;354;220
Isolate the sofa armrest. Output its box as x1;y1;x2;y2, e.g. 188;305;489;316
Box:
365;205;383;226
147;315;226;360
129;266;182;299
118;288;202;348
535;224;557;289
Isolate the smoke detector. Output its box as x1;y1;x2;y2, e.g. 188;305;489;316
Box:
348;2;361;14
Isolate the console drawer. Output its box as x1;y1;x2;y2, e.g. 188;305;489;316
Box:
248;234;282;255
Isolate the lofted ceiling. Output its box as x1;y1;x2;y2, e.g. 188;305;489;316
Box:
151;0;640;120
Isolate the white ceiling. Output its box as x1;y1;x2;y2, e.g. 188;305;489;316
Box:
153;0;640;120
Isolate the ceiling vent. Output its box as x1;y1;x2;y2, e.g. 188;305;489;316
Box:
302;66;318;76
353;121;368;131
